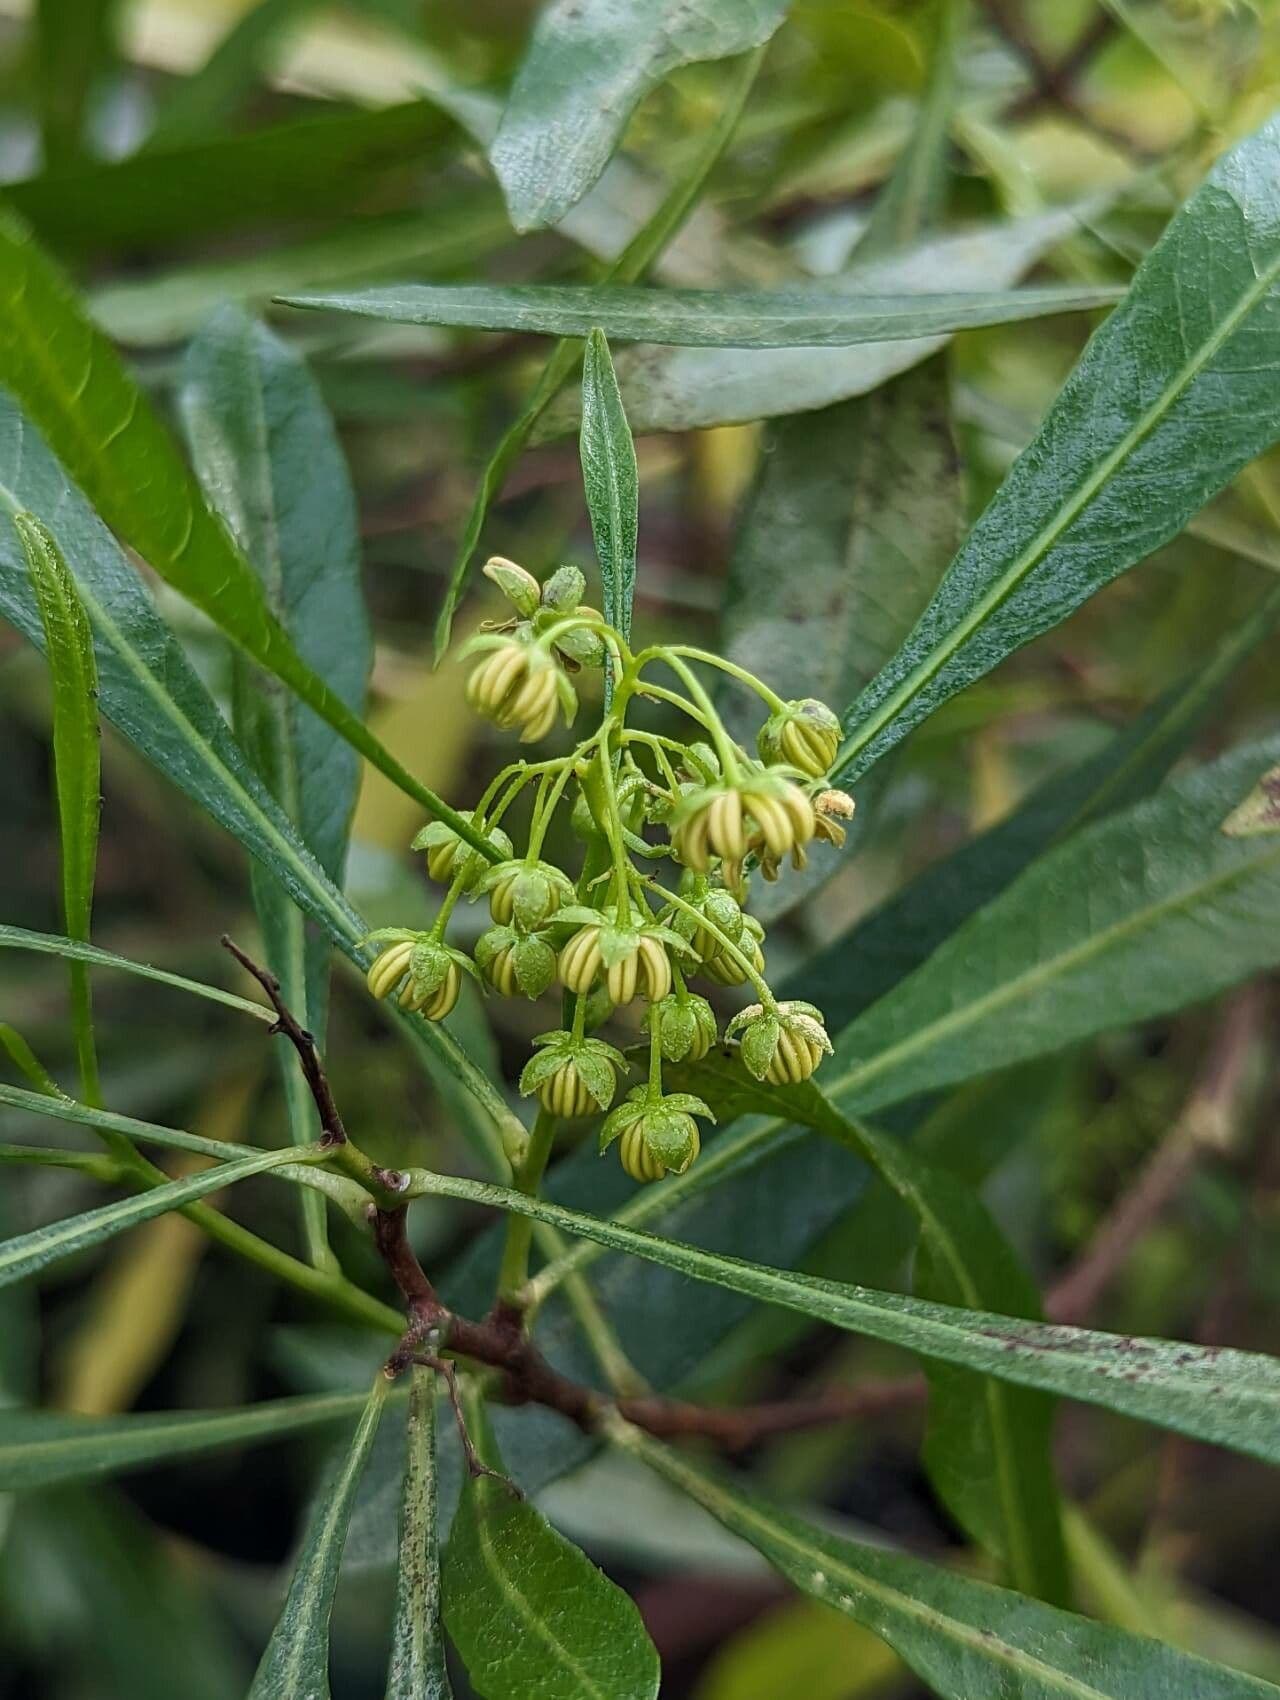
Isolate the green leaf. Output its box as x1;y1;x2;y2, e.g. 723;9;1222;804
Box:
621;1435;1280;1700
0;1388;380;1492
834;114;1280;785
0;923;271;1021
799;581;1280;1033
429;44;763;658
532;205;1106;435
284;280;1119;348
0;213;492;865
407;1165;1280;1467
32;0;116;168
441;1383;660;1700
7;101;452;251
0;1023;64;1098
829;732;1280;1116
489;1;790;231
250;1376;387;1700
580;330;639;695
179;305;370;1268
0;407;522;1172
0;1143;321;1291
385;1366;453;1700
15;511;101;1103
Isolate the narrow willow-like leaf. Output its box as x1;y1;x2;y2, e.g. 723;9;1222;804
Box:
285;281;1119;347
16;513;101;1104
8;102;451;250
622;1435;1280;1700
180;307;370;1267
441;1384;660;1700
580;330;638;708
385;1367;453;1700
0;1143;321;1290
829;732;1280;1116
0;212;494;864
489;1;789;230
0;924;271;1021
0;1390;379;1492
834;114;1280;785
405;1165;1280;1466
250;1377;387;1700
669;1058;1068;1602
430;45;764;658
0;415;523;1170
0;1024;64;1098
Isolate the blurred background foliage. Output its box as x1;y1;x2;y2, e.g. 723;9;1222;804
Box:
2;1;1280;1695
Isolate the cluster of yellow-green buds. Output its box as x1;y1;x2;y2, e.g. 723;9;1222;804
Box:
362;554;853;1183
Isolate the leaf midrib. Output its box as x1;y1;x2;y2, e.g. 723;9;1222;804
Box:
835;236;1280;776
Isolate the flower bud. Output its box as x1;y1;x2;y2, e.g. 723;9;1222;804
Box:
672;775;814;881
482;555;541;619
647;993;717;1063
757;699;841;779
400;957;462;1021
464;637;574;743
479;858;575;929
366;938;415;1001
412;813;514;889
475;926;557;999
558;914;683;1005
541;564;586;611
671;878;744;965
519;1031;626;1117
600;1089;714;1183
700;914;765;986
726;1000;832;1084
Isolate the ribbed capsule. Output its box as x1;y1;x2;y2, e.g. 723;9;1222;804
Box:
366;940;415;1000
398;960;462;1022
757;699;841;779
765;1026;827;1084
699;916;765;987
538;1058;597;1118
619;1122;670;1183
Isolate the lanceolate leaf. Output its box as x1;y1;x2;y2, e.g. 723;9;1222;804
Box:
441;1384;660;1700
180;306;370;1266
829;732;1280;1116
407;1166;1280;1467
14;513;101;1103
489;0;790;231
0;211;494;863
385;1367;453;1700
250;1378;387;1700
622;1435;1280;1700
834;114;1280;785
284;280;1119;348
0;1144;322;1291
0;406;523;1170
0;1389;378;1492
533;205;1106;435
0;924;271;1021
580;330;638;700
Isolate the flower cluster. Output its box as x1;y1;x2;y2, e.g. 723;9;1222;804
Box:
363;557;854;1183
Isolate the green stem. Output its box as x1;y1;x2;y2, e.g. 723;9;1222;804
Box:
495;1106;559;1304
665;645;787;713
651;653;742;780
646;1016;664;1103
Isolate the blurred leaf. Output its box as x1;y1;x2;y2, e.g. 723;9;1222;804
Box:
14;512;101;1103
828;733;1280;1116
0;214;489;859
0;1387;382;1492
580;330;638;703
0;1143;319;1291
385;1366;453;1700
431;42;764;659
490;1;790;231
0;924;271;1022
144;0;320;151
800;579;1280;1032
411;1165;1280;1466
671;1060;1068;1602
441;1384;660;1700
835;115;1280;786
250;1376;387;1700
624;1436;1280;1700
0;407;522;1169
695;1596;903;1700
7;101;453;251
1222;764;1280;837
0;1023;65;1098
32;0;118;168
534;205;1103;434
180;306;370;1268
288;280;1119;346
